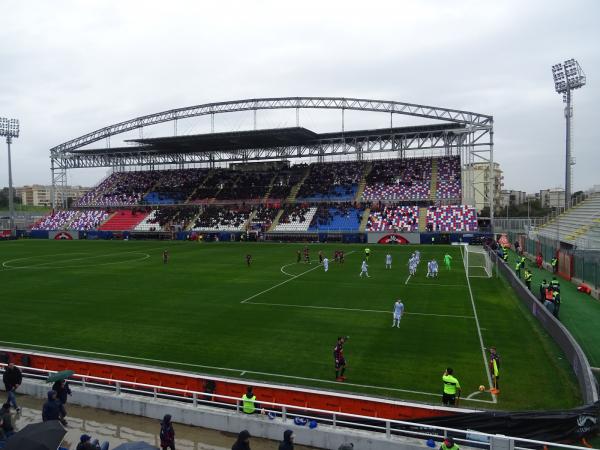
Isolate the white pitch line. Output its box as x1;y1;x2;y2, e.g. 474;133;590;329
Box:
460;246;497;404
245;301;476;319
406;282;467;288
280;263;297;277
242;251;356;304
241;264;324;303
404;274;411;285
0;339;493;403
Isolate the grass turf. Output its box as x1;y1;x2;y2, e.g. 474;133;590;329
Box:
0;240;581;410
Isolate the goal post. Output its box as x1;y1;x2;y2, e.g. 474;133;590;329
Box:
463;245;493;278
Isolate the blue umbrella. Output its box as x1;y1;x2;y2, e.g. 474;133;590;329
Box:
113;443;159;450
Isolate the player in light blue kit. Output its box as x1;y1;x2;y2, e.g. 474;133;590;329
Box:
385;253;392;269
431;258;439;277
392;299;405;328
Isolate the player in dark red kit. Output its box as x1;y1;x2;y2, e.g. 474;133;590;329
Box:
163;250;169;264
246;254;252;267
334;336;348;381
303;246;310;264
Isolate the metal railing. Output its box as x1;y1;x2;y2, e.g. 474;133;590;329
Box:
1;363;591;450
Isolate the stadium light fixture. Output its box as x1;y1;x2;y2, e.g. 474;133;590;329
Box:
551;59;586;208
0;117;20;236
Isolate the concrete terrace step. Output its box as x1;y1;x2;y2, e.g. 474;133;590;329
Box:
429;159;438;201
359;208;371;232
268;209;285;232
286;166;311;203
355;162;372;203
418;207;428;232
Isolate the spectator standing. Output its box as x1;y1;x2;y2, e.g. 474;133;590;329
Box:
2;362;22;412
52;379;72;422
42;390;65;425
232;429;251;450
76;434;109;450
0;402;15;440
278;429;294;450
160;414;175;450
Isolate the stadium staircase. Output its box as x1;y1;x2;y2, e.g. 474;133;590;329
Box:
268;209;285;232
429;159;438;201
418;207;428;232
354;162;372;203
98;210;148;231
185;174;208;203
359;208;371;232
246;209;257;230
286;166;311;203
262;174;277;203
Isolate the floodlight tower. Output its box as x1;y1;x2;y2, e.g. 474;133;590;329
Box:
0;118;20;236
551;59;586;209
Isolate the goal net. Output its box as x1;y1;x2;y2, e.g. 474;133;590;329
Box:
463;245;493;278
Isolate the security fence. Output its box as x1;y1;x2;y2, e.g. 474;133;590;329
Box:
488;248;599;405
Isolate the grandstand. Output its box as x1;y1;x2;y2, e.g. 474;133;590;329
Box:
46;98;495;237
31;157;480;234
535;191;600;247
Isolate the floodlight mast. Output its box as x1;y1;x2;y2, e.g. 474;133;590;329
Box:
0;118;20;237
552;59;586;209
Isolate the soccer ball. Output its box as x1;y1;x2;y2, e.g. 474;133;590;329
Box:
478;385;486;392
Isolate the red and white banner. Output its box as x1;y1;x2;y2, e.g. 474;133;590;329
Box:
377;233;410;244
49;231;78;240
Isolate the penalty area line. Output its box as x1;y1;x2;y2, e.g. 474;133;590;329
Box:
244;301;476;319
0;339;493;403
404;274;411;285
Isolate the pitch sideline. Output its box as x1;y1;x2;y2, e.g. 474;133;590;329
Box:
460;246;497;404
0;339;493;403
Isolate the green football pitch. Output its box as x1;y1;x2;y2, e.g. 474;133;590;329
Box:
0;240;581;410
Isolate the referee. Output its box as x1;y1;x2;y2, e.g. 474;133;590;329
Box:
442;368;461;406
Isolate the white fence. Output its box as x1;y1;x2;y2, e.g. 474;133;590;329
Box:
1;363;592;450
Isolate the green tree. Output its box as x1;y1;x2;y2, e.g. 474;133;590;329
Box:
0;188;21;209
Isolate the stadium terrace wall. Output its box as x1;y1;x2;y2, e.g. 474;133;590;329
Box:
489;248;599;405
0;347;466;421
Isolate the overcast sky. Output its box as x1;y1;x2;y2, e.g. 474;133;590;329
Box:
0;0;598;193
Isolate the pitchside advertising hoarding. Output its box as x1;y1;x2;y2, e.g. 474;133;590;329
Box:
367;232;419;244
49;231;79;240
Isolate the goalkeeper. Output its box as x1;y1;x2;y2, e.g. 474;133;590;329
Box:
444;253;452;270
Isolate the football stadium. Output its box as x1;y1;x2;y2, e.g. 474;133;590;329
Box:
2;93;600;449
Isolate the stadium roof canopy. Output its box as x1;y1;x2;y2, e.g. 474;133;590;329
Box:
70;123;464;157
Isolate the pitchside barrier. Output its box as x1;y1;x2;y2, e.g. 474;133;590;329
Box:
1;360;598;449
488;247;599;405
